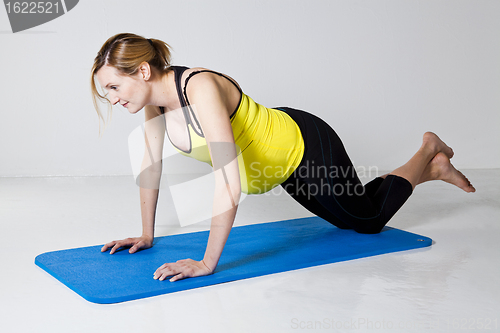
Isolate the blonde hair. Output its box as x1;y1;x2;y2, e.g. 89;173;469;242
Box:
90;33;173;134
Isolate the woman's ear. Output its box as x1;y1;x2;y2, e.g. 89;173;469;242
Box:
139;62;152;80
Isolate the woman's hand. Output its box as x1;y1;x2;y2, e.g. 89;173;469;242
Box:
101;235;153;254
154;259;213;282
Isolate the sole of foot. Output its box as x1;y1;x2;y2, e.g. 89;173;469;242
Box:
431;152;475;193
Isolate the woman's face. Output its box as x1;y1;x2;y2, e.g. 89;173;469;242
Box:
96;65;150;114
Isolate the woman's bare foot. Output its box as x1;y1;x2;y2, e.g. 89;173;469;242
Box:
419;152;475;192
422;132;454;159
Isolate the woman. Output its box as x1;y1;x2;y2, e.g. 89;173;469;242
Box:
91;33;475;283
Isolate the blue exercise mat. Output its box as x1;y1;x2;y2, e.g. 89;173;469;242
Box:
35;217;432;304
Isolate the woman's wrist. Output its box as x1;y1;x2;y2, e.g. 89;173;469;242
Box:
141;233;154;243
201;259;215;274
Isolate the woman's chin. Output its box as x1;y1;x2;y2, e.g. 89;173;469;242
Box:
127;106;140;114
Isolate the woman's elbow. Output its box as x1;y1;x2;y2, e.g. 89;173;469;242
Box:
214;180;241;209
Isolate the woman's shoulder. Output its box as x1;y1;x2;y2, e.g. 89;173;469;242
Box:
180;66;242;92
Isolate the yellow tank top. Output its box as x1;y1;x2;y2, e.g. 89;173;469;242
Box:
163;66;304;195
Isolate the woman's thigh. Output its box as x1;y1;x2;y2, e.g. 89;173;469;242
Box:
276;107;383;229
280;174;352;229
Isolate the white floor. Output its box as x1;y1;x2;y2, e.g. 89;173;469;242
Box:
1;169;499;333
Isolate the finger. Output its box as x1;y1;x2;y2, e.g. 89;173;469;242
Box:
101;241;116;252
170;273;184;282
129;241;143;254
154;263;169;274
154;264;170;279
110;241;125;254
160;270;175;281
110;238;136;254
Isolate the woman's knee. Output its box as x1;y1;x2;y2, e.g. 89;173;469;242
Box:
353;223;384;234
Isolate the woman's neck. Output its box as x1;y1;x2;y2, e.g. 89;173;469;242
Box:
149;69;178;111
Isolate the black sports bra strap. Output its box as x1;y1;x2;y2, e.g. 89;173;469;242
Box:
160;67;241;138
160;65;190;112
174;66;205;137
182;69;242;108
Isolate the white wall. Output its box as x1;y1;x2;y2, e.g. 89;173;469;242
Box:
0;0;498;177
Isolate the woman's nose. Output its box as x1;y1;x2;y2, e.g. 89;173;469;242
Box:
109;93;120;105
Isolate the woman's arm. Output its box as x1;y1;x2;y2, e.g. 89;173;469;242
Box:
202;148;241;272
154;72;241;281
138;106;166;239
102;105;165;254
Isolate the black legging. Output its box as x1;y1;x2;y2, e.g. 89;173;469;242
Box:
275;107;413;234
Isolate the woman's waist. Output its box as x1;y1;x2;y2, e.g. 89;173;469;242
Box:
231;96;304;147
